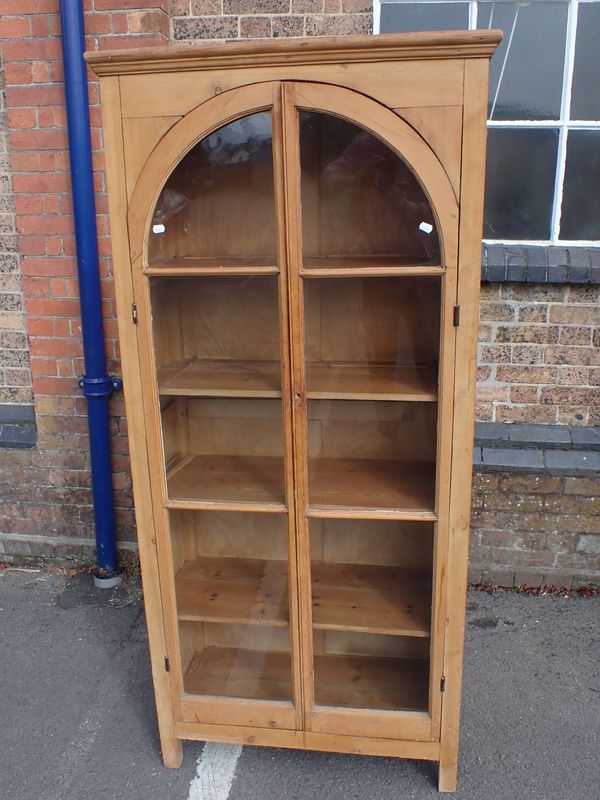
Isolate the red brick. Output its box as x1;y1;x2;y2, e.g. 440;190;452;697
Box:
2;62;33;85
83;12;112;35
3;38;62;62
18;214;74;236
30;14;50;36
0;16;30;38
27;297;81;317
14;196;43;215
6;84;65;107
7;107;37;129
19;236;46;256
33;60;53;83
32;337;82;358
95;0;168;9
0;0;57;11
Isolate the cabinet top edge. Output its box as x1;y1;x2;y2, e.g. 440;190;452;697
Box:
85;30;502;77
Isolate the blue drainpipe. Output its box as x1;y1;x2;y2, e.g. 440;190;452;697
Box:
59;0;122;585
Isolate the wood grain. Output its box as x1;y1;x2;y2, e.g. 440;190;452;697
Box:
174;556;431;637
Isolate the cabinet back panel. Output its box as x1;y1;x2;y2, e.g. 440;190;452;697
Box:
311;519;434;569
151;276;281;367
307;401;437;461
305;277;440;365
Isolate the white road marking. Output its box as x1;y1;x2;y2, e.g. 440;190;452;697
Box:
188;743;243;800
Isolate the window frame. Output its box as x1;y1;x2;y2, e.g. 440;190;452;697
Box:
374;0;600;247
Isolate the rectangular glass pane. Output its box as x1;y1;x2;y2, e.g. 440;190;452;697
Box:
299;112;440;268
570;3;600;121
560;130;600;240
304;276;439;514
149;111;276;268
150;276;285;506
311;519;433;710
171;511;293;702
478;1;568;121
380;2;469;33
484;128;559;240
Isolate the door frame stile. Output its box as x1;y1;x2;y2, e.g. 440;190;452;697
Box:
272;81;305;732
281;82;315;732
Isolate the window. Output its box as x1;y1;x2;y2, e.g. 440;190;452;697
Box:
376;0;600;245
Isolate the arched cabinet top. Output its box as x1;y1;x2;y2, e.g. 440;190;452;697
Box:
128;80;458;270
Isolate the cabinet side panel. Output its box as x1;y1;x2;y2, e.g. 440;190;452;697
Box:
439;58;490;793
100;75;182;767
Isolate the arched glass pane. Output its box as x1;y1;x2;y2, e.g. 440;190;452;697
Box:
299;112;440;268
149;111;276;267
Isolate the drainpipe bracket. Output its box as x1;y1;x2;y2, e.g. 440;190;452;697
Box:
78;374;123;398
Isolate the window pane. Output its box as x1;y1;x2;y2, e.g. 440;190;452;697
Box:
484;128;559;240
299;111;440;266
478;1;568;120
570;3;600;121
149;111;276;267
379;2;469;33
560;131;600;240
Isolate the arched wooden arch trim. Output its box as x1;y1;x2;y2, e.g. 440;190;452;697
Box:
127;81;277;264
282;81;458;270
128;79;458;269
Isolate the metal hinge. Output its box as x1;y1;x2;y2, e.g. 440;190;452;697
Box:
441;676;446;693
453;305;460;327
164;656;170;672
132;303;138;324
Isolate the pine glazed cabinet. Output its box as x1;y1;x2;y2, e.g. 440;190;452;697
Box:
87;30;501;792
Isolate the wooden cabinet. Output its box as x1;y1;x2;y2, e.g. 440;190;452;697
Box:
87;30;501;792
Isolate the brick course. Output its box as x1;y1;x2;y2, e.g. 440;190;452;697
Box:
0;3;597;587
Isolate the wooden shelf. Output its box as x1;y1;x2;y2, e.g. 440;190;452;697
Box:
166;454;285;509
303;255;440;270
312;562;431;637
307;363;437;401
175;556;431;637
184;646;292;701
314;653;429;711
183;645;428;711
309;458;436;518
146;256;278;276
158;359;282;398
157;358;436;401
177;557;289;626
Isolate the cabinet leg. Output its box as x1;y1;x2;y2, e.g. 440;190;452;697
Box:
438;755;458;793
161;734;183;768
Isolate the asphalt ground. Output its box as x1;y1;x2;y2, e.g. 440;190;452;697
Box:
1;568;598;800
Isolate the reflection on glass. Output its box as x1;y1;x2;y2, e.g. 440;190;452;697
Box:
560;131;600;241
299;112;440;267
149;112;276;266
172;511;293;701
484;128;559;240
570;3;600;121
304;277;440;513
380;2;469;33
150;276;285;505
478;1;567;121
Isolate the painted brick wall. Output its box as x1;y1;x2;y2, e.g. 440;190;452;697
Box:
0;47;33;404
0;2;597;587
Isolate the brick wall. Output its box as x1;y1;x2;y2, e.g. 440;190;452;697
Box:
0;2;597;587
470;473;600;589
170;0;372;41
477;284;600;426
0;47;33;405
0;0;169;561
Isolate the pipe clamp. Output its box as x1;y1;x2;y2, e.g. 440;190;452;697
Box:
78;374;123;398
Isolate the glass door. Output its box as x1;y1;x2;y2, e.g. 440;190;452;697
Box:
142;106;301;731
283;87;458;740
